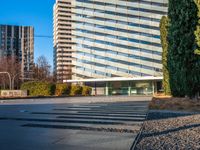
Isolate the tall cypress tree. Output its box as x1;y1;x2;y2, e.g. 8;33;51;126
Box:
193;0;200;98
168;0;200;98
160;16;171;95
194;0;200;55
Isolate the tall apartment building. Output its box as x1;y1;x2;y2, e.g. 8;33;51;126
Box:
66;0;168;95
0;25;34;77
53;0;74;82
71;0;167;79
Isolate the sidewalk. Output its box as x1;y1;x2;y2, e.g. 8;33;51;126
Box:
0;96;152;105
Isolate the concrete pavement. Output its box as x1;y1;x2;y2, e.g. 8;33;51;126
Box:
0;96;150;150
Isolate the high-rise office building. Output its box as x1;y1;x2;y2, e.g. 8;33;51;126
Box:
0;25;34;77
53;0;74;82
63;0;168;95
71;0;167;79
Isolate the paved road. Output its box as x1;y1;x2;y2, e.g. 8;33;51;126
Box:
0;96;150;150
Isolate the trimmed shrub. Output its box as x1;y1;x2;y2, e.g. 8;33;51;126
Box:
160;16;171;96
55;83;70;96
70;85;82;96
20;81;55;96
82;86;92;96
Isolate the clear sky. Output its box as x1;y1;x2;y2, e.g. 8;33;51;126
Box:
0;0;55;68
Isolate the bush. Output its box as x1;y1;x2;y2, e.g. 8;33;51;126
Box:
20;81;55;96
82;86;92;96
55;83;70;96
70;85;82;96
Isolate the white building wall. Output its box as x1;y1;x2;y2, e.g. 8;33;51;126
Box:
53;0;75;82
70;0;168;79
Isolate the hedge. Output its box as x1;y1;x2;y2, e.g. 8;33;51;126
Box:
55;83;70;96
70;85;83;96
21;82;92;97
20;81;55;96
82;86;92;96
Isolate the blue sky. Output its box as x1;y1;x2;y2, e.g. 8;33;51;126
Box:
0;0;55;67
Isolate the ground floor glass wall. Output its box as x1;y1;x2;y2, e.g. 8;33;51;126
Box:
107;81;153;96
85;80;162;96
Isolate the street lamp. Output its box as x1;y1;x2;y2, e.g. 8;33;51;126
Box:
12;72;22;90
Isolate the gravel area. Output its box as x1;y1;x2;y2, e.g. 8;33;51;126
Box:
135;110;200;150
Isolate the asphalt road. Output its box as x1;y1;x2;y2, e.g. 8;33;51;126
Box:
0;96;150;150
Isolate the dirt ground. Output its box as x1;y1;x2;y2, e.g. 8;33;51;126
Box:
149;96;200;112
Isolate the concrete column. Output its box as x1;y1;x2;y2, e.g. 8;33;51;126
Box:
152;81;155;96
106;82;109;96
155;81;158;94
128;82;131;96
94;82;97;96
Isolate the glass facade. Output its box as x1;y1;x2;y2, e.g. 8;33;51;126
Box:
85;80;162;96
71;0;168;79
107;81;154;96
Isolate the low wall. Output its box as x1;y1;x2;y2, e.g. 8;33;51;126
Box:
1;90;27;97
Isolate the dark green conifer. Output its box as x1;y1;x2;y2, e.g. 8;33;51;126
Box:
168;0;200;98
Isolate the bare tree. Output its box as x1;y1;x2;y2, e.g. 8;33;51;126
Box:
33;55;53;82
0;56;21;89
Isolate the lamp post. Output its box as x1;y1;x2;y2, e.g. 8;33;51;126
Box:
12;72;22;90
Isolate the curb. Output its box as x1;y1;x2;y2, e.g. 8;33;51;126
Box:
0;95;152;101
130;109;150;150
0;95;94;100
